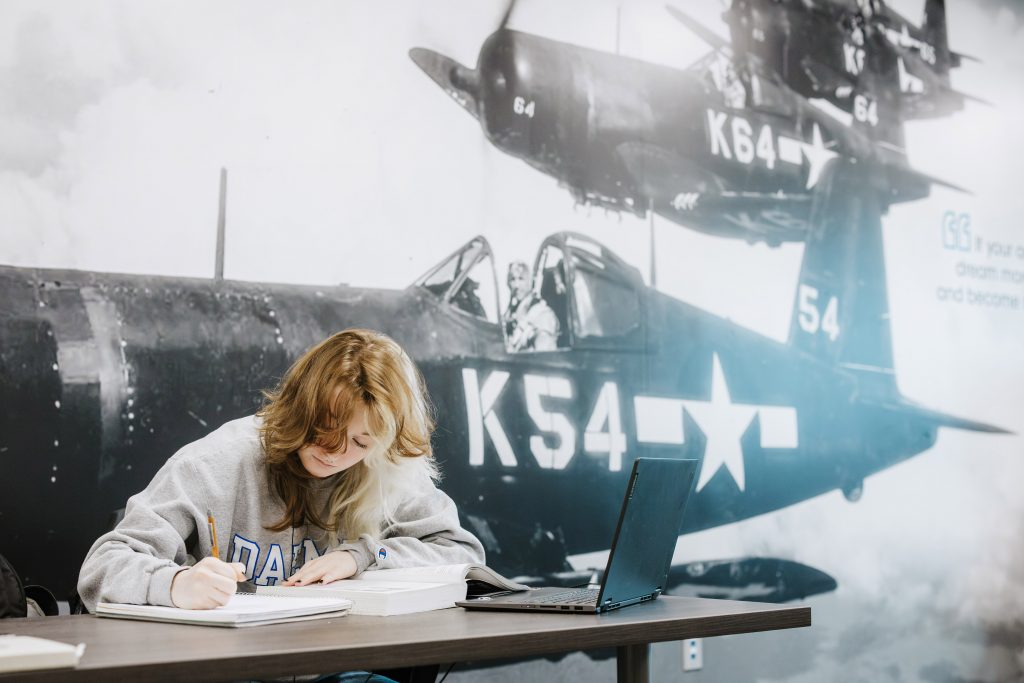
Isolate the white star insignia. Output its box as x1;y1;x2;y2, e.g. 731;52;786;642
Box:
634;357;800;491
801;123;838;189
683;354;757;492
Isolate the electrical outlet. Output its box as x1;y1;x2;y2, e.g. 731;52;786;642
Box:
683;638;703;671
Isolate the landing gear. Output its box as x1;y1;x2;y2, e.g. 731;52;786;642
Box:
841;479;864;502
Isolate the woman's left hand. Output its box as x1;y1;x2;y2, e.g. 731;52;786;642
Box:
282;550;357;586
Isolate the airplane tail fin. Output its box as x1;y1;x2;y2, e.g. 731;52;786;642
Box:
923;0;953;84
789;162;1010;432
787;161;898;399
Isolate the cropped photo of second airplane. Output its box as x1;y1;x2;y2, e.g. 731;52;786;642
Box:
409;0;983;245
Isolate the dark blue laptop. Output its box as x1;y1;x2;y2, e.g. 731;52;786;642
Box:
458;457;698;614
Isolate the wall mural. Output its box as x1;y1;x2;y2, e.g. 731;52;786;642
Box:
1;0;1022;680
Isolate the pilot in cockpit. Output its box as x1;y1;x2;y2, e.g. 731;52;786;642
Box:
504;261;559;352
709;54;748;110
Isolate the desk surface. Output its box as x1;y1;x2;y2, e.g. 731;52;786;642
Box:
0;596;810;682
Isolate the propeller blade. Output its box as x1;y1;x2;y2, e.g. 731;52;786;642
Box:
665;4;730;53
497;0;517;30
408;48;480;119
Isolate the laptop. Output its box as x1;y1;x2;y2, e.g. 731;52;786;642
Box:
458;457;698;614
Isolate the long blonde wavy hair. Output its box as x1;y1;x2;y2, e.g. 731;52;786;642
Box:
257;329;438;540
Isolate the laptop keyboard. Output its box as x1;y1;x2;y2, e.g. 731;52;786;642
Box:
524;588;599;605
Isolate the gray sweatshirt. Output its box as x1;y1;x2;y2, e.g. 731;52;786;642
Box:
77;416;484;612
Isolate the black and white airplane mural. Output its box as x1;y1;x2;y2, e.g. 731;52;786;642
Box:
0;156;1004;601
409;0;974;246
704;0;985;123
0;0;1004;627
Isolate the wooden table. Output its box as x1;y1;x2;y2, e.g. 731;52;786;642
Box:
0;597;810;683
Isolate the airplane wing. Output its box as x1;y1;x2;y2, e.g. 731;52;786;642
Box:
517;557;836;604
887;162;971;196
667;557;837;603
616;141;813;243
944;86;992;107
408;48;480;119
889;43;991;112
950;50;981;66
510;556;837;604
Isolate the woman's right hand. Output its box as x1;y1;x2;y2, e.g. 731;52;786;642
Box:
170;557;247;609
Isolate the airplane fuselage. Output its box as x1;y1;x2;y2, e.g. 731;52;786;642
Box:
722;0;965;121
439;29;925;245
0;251;936;592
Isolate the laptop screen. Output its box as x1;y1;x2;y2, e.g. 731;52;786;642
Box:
596;458;698;609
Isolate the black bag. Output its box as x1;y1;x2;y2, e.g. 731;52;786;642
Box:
0;552;27;618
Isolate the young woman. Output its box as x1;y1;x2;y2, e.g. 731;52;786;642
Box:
78;328;484;612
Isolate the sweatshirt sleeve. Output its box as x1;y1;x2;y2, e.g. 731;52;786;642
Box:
77;455;206;612
334;484;485;573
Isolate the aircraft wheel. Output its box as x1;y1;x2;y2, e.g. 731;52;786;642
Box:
841;480;864;502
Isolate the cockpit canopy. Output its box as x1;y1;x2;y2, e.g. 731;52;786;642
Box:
414;233;645;352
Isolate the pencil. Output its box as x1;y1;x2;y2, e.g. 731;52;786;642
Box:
207;509;219;558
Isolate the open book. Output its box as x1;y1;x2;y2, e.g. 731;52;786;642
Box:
0;635;85;674
256;563;530;616
95;593;352;628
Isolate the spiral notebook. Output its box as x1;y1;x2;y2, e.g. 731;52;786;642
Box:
95;593;352;627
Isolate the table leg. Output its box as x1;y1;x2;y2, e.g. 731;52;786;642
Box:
616;643;650;683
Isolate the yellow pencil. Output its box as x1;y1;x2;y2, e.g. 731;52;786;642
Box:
207;509;219;558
